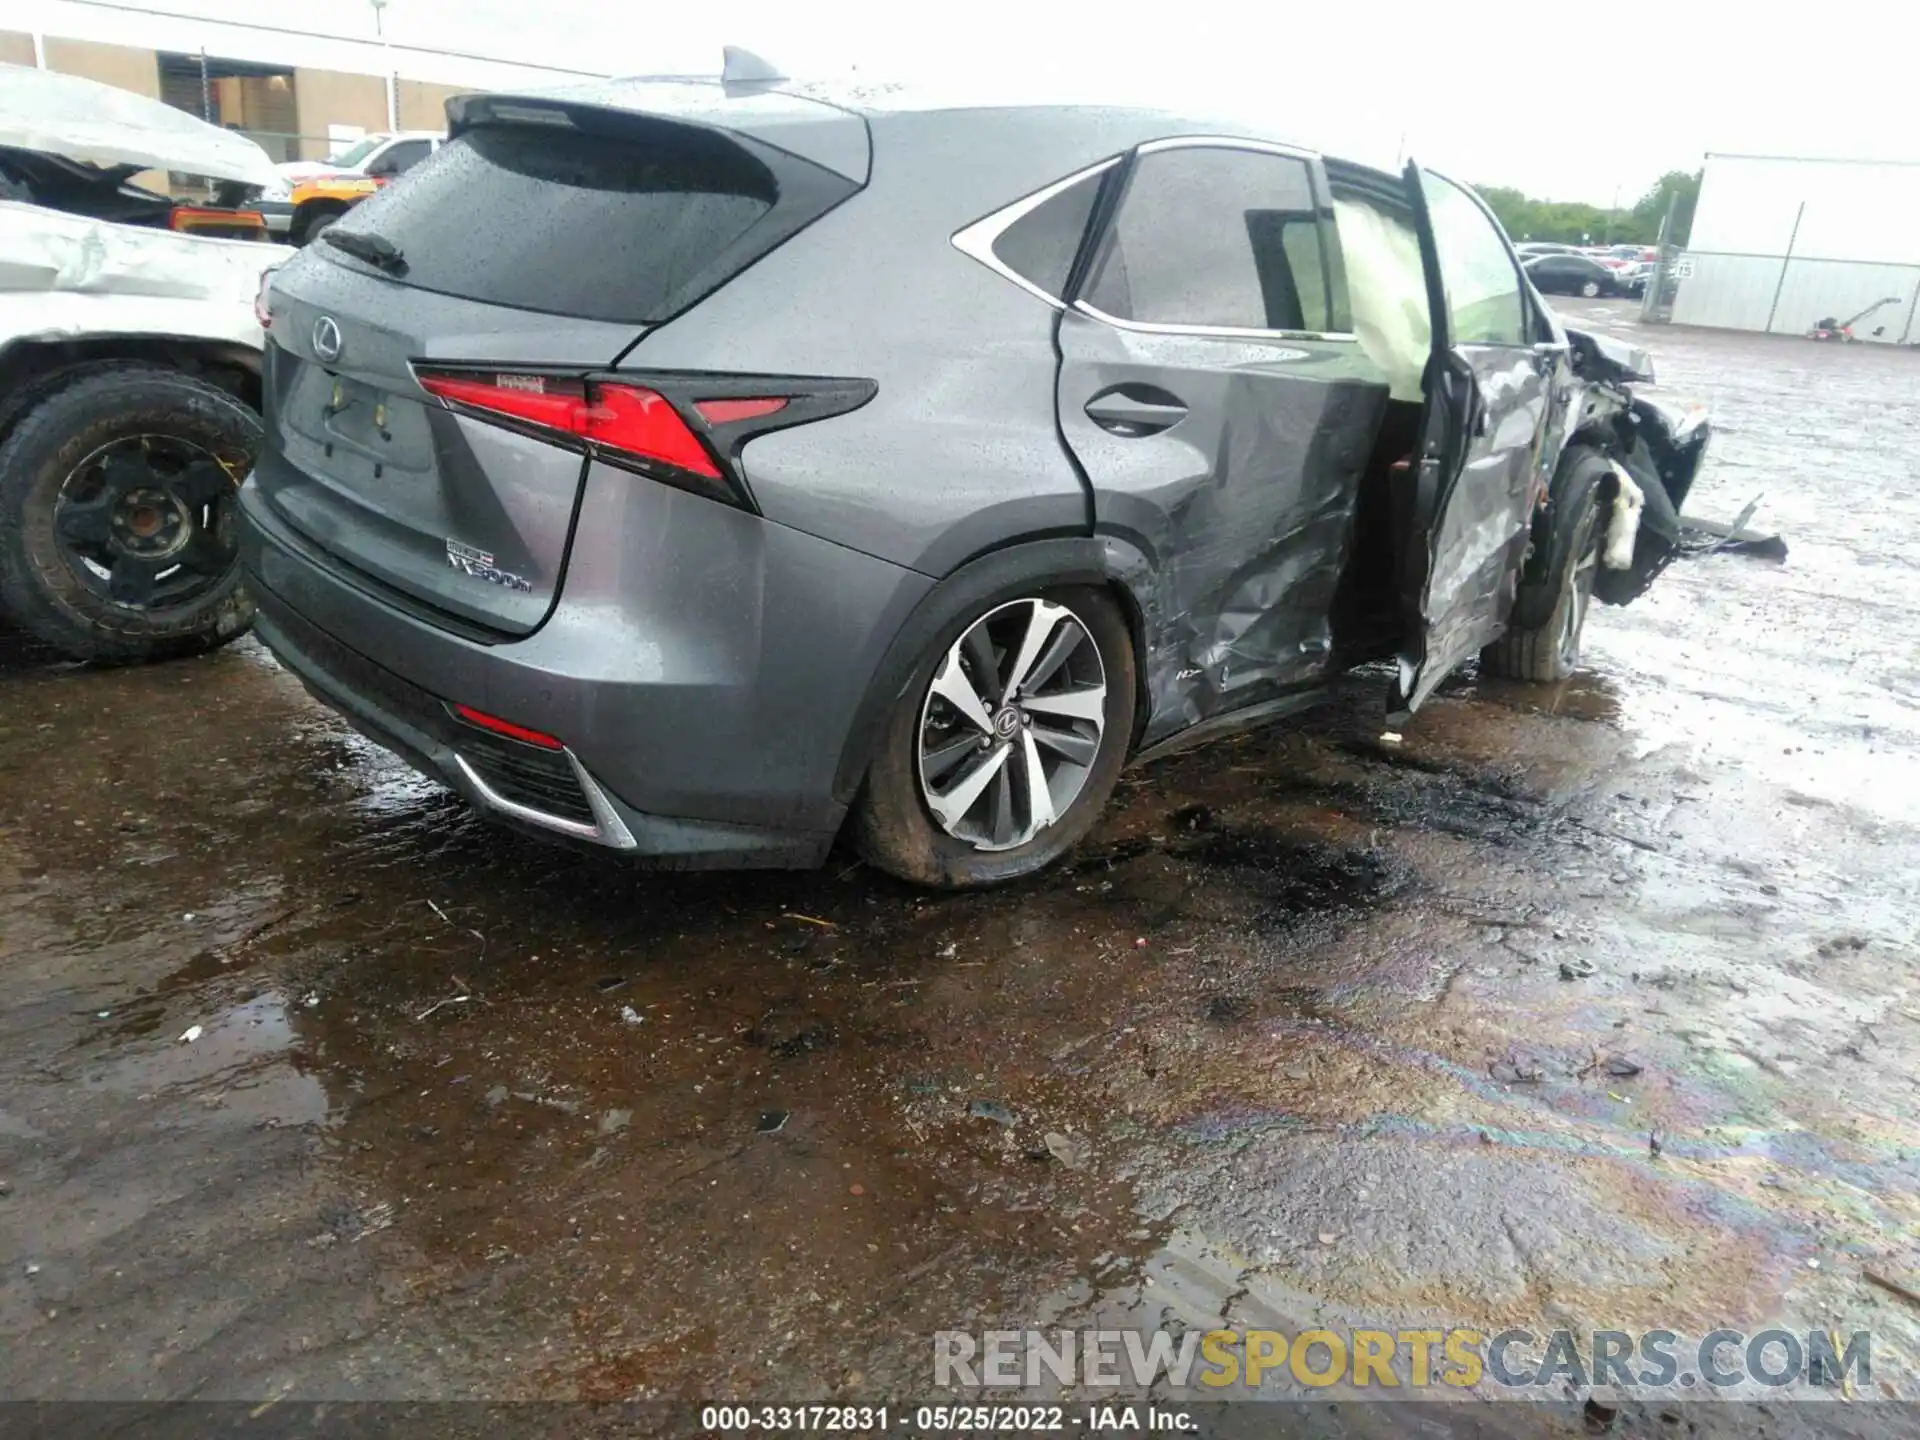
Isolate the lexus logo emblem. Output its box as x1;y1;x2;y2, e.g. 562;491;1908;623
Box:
312;315;343;364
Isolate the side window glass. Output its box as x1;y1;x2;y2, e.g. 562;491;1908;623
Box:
1083;146;1340;332
1419;172;1527;345
382;140;431;174
991;171;1104;300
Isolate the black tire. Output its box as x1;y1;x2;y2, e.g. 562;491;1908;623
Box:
853;585;1136;888
0;366;258;664
295;206;344;246
1482;447;1608;683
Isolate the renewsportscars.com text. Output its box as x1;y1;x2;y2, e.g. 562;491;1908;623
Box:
935;1327;1871;1396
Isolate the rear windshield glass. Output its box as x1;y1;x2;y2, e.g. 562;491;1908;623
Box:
322;120;812;323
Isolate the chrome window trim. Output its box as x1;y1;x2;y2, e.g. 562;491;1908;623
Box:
453;749;638;851
950;156;1122;309
1071;299;1356;345
1134;134;1321;163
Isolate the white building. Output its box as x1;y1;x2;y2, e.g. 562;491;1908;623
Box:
1674;153;1920;343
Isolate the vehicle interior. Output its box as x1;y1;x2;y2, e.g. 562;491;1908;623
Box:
1320;162;1436;663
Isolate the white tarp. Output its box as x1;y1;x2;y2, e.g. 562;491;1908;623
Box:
0;200;285;351
0;62;279;188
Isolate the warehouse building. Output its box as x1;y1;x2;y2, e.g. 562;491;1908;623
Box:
1672;153;1920;344
2;1;600;164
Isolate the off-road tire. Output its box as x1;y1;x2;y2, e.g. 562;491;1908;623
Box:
0;365;258;664
1481;447;1609;683
853;585;1136;889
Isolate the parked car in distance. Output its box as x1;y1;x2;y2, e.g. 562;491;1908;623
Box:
1525;251;1629;297
256;131;442;243
242;54;1710;888
1;64;285;662
1515;241;1581;257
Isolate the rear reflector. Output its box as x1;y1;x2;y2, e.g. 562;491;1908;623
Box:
452;703;565;751
694;396;788;424
417;371;721;480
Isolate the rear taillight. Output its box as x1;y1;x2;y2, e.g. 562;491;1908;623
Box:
417;370;731;500
413;368;877;511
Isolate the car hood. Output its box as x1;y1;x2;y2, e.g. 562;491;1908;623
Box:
0;62;278;187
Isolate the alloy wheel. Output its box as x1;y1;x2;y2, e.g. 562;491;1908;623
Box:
916;597;1108;852
1559;546;1600;669
53;435;240;610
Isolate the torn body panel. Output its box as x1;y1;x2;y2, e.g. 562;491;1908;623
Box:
1056;310;1389;746
0;200;284;354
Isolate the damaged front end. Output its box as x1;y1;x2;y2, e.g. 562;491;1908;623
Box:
1559;326;1713;608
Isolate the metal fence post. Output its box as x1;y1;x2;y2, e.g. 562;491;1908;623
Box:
1763;201;1806;335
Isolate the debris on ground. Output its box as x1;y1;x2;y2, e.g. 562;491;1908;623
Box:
1044;1132;1091;1169
1680;496;1788;562
178;1025;202;1043
1559;958;1596;981
598;1109;631;1135
1864;1270;1920;1310
756;1110;789;1134
1604;1057;1644;1078
1490;1058;1543;1084
620;1006;644;1025
969;1099;1016;1127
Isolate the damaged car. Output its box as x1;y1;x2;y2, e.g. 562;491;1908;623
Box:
239;59;1709;887
1;63;286;662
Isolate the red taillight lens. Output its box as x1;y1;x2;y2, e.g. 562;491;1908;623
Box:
451;703;564;750
417;372;721;481
590;384;721;478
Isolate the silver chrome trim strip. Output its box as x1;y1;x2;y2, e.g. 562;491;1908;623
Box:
950;156;1122;310
453;750;638;851
1134;134;1320;162
1071;299;1356;345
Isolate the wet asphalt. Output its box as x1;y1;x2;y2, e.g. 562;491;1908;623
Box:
2;300;1919;1429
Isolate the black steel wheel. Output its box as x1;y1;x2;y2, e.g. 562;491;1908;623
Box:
0;365;258;663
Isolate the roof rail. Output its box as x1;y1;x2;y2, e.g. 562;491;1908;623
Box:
721;46;786;86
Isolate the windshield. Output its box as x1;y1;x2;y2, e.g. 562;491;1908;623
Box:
327;135;388;169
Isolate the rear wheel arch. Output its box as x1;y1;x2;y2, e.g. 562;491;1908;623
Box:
0;338;261;449
829;534;1153;807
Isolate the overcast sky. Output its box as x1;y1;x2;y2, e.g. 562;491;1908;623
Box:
31;0;1920;203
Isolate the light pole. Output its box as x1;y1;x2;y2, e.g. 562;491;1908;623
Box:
370;0;397;132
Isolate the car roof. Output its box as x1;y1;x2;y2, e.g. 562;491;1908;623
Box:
460;74;1400;186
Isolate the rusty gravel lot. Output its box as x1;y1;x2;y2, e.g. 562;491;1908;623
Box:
2;300;1919;1432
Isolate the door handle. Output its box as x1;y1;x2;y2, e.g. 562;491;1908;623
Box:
1085;388;1188;437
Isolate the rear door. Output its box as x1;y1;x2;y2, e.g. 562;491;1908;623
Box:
1392;163;1553;714
254;100;861;637
1055;140;1391;739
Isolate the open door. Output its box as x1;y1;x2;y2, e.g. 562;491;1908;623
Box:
1391;162;1554;717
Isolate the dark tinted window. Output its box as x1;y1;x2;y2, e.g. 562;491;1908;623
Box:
1083;147;1336;331
323;118;852;323
373;139;431;175
991;171;1103;299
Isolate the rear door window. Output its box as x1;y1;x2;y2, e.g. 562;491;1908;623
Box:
1082;146;1341;333
372;138;432;175
322;115;858;324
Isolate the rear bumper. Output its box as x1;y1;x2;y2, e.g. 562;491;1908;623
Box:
239;466;931;869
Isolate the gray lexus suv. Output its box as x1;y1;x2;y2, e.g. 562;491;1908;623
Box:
239;60;1708;887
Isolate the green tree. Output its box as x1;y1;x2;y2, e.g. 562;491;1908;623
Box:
1474;171;1702;247
1629;169;1702;247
